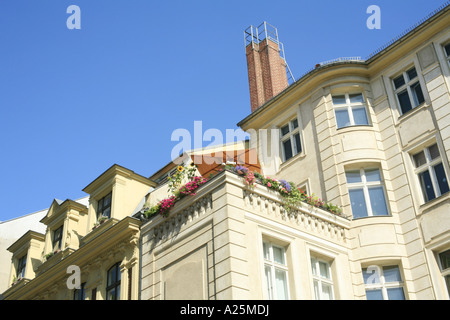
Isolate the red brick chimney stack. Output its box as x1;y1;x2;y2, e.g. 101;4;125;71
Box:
245;22;289;113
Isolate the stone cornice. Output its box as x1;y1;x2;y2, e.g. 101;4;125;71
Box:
82;164;156;195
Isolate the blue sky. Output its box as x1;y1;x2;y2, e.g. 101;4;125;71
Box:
0;0;447;221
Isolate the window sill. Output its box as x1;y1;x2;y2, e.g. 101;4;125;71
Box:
336;124;373;133
397;102;428;124
418;191;450;216
81;217;119;246
350;214;394;226
279;151;306;170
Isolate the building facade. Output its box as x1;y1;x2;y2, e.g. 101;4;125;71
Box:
2;3;450;300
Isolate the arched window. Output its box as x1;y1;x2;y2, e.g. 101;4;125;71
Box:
106;262;121;300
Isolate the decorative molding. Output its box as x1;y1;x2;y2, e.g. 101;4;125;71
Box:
243;189;348;243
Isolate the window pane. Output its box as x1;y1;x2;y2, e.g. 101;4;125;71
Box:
387;287;405;300
265;266;273;299
346;171;362;183
410;82;424;106
366;289;383;300
439;249;450;270
332;95;346;105
445;43;450;57
321;283;333;300
383;266;402;282
368;186;389;216
275;269;288;300
102;207;111;219
293;133;301;155
418;170;436;202
349;93;364;104
104;193;112;206
365;168;381;182
393;75;405;89
352;107;369;125
107;288;116;300
406;67;417;81
272;246;285;265
319;261;330;279
280;125;290;136
313;280;320;300
283;139;293;161
292;119;298;129
433;163;450;196
311;259;317;276
445;275;450;297
335;109;350;128
428;144;440;160
263;242;270;261
397;90;412;114
362;267;380;284
413;151;426;168
349;188;368;218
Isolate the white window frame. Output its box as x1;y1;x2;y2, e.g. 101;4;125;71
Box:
262;241;290;300
437;249;450;298
280;118;301;162
392;66;425;115
346;168;389;218
310;257;334;300
444;42;450;67
363;265;405;300
412;143;449;203
332;92;369;128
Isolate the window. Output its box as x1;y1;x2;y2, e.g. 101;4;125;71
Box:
332;93;369;128
362;265;405;300
106;262;121;300
16;254;27;278
263;241;289;300
310;257;334;300
412;143;449;203
438;249;450;297
444;43;450;67
52;225;63;251
73;282;86;300
392;66;425;114
346;168;389;219
280;118;302;162
97;192;112;220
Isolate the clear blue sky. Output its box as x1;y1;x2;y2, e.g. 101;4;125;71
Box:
0;0;446;221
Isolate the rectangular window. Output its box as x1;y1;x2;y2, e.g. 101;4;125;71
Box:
263;241;289;300
444;43;450;67
393;66;425;114
346;168;389;219
97;192;112;220
52;225;63;251
412;144;449;203
332;93;369;128
438;249;450;297
362;265;405;300
73;282;86;300
310;257;334;300
16;254;27;278
280;118;302;162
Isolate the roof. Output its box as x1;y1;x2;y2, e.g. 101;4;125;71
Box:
237;2;450;128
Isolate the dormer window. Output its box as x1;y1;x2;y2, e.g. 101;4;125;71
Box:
52;225;63;251
97;192;112;220
16;254;27;278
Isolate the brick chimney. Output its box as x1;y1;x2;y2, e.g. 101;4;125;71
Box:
245;22;290;112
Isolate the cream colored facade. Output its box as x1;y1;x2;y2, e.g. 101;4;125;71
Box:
139;6;450;300
3;5;450;301
2;165;155;300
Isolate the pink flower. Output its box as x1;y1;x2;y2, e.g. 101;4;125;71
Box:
267;182;271;187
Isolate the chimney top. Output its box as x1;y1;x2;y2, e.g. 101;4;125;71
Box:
244;22;294;113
